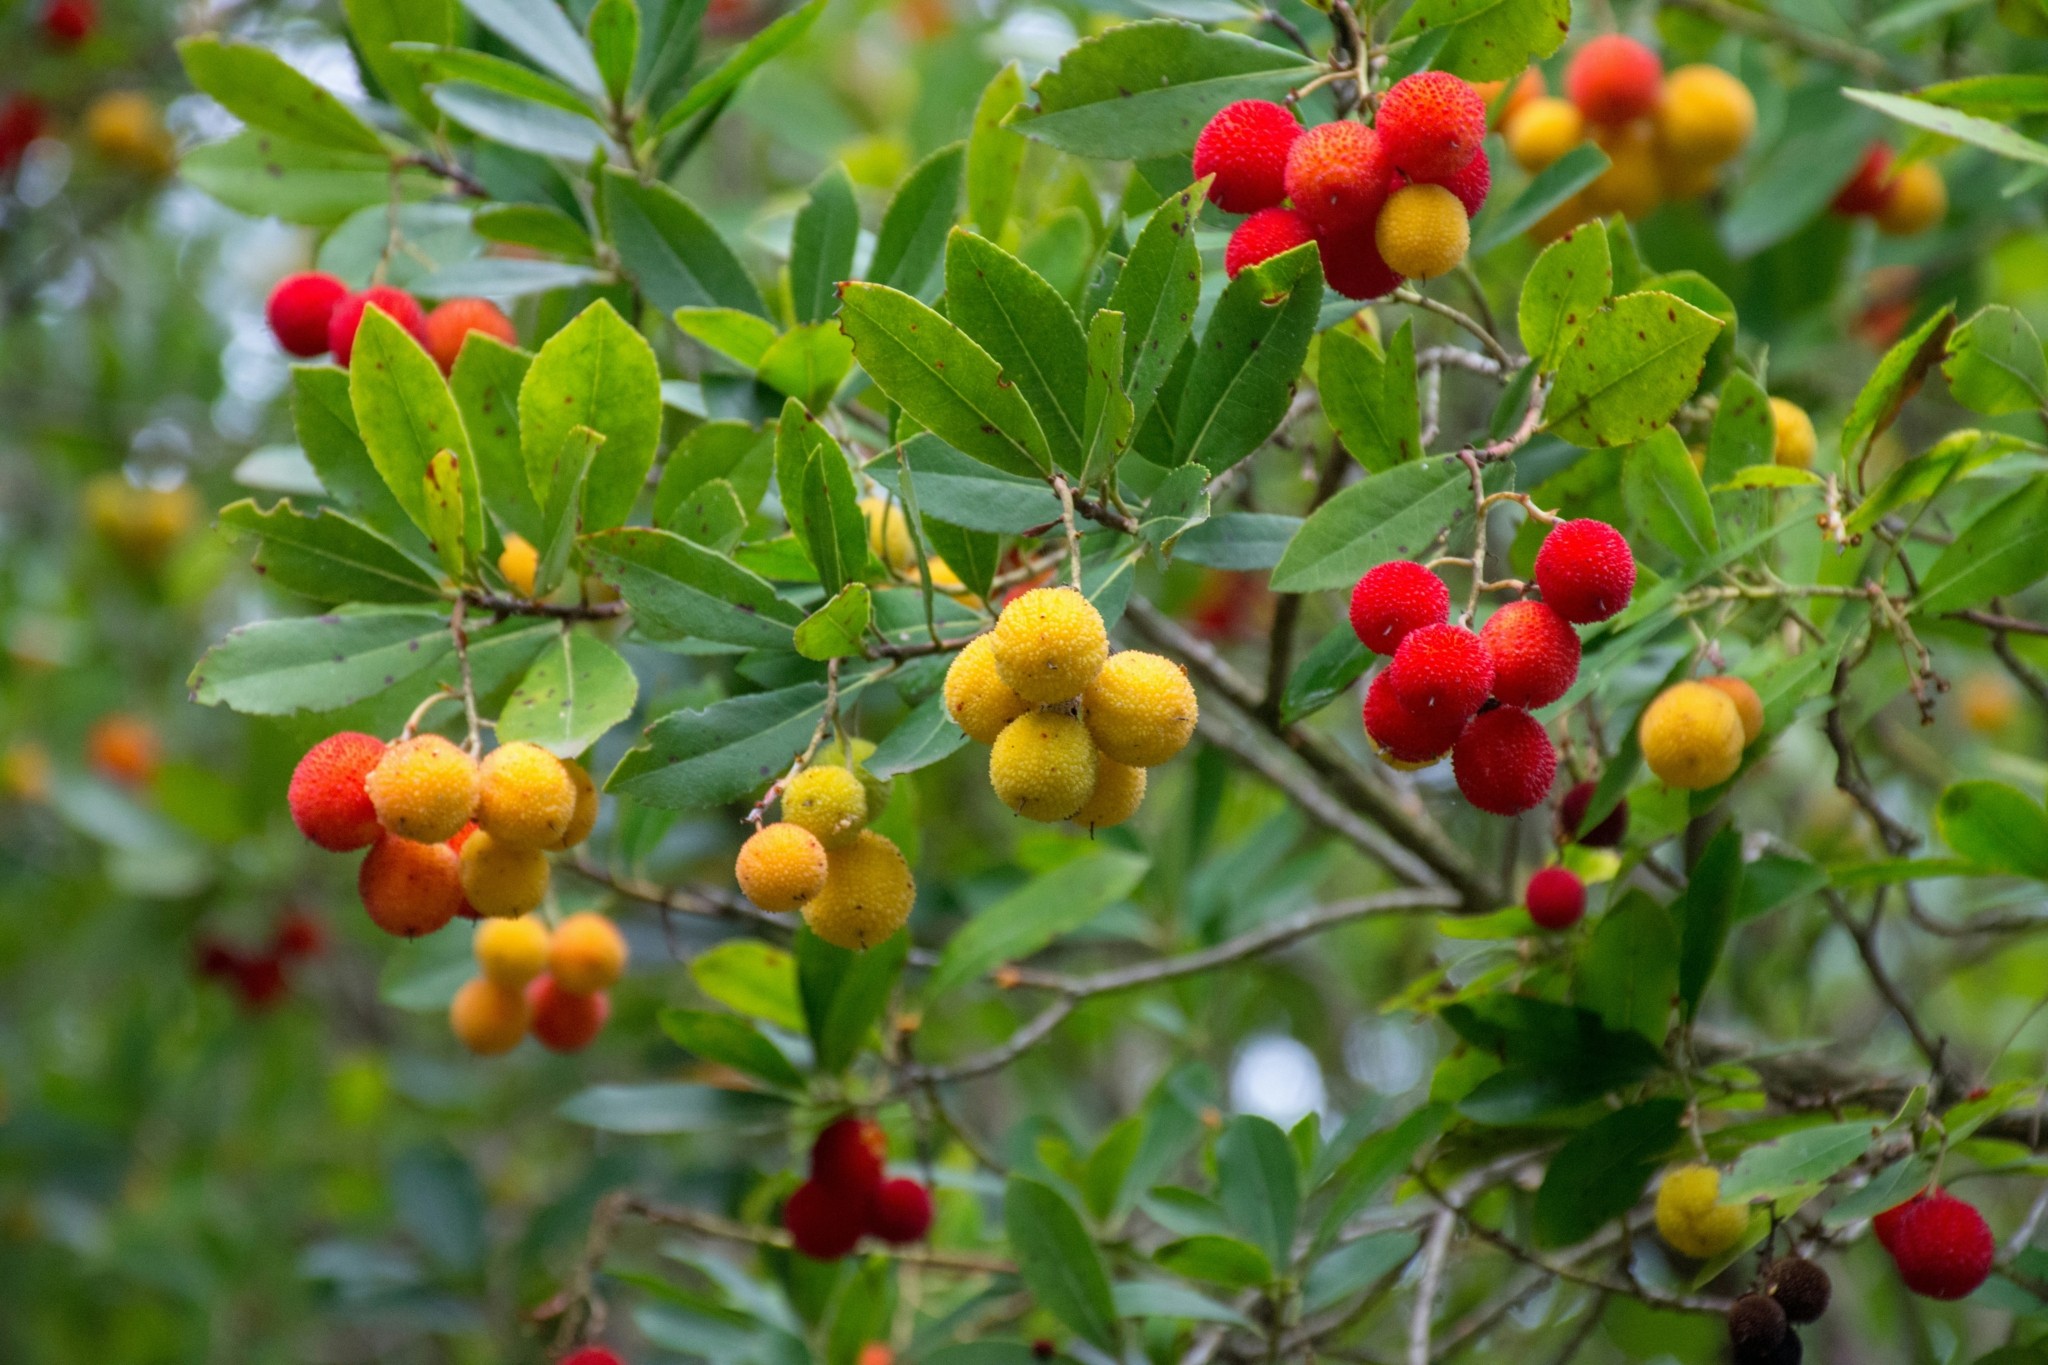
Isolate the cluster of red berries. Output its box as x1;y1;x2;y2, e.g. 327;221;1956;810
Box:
1728;1256;1831;1365
782;1114;934;1261
193;910;326;1013
1350;518;1635;816
1873;1189;1995;1300
265;273;518;375
1196;70;1490;300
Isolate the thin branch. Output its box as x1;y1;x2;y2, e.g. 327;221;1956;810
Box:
1052;475;1085;585
462;590;627;621
1657;0;1900;79
398;151;490;199
1392;288;1514;370
1822;888;1956;1092
1409;1209;1456;1365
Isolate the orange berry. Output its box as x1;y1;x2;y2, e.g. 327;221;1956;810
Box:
449;977;530;1055
548;912;628;994
358;833;465;938
1284;121;1389;232
424;297;517;374
87;713;159;787
1567;34;1664;125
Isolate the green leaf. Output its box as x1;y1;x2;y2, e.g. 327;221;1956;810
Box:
866;434;1062;533
1280;625;1372;725
602;169;771;319
1935;780;2048;877
1542;291;1723;448
182;132;438;228
1005;1178;1121;1352
432;83;609;160
658;1008;805;1091
556;1082;786;1134
867;143;963;299
449;335;543;542
1720;1121;1874;1202
1301;1231;1420;1314
1845;86;2048;168
178;37;387;154
342;0;455;128
657;477;747;551
1139;465;1211;554
790;166;860;327
776;398;868;594
1108;183;1205;431
925;849;1149;1000
472;202;596;260
1644;269;1737;391
866;690;971;778
1532;1099;1684;1247
794;583;873;661
291;365;422;550
1824;1155;1935;1229
461;0;607;100
588;0;640;103
520;299;663;531
1709;465;1823;493
1518;224;1611;373
1319;323;1423;472
496;630;639;756
421;448;472;579
1843;305;1956;468
1622;425;1719;567
583;526;803;648
1945;305;2048;415
1080;309;1135;486
1316;1105;1449;1245
838;283;1052;477
349;308;474;539
1174;243;1323;472
189;606;449;715
1474;143;1607;255
1153;1235;1274;1289
1014;21;1315;160
945;229;1090;473
649;0;827;136
1176;512;1300;570
1444;996;1667;1123
1390;0;1569;80
1112;1281;1255;1327
609;682;854;808
1720;89;1878;258
1576;888;1678;1045
758;324;856;414
1703;370;1773;488
656;420;774;521
392;44;597;115
1270;458;1468;593
688;940;804;1033
675;307;780;370
967;64;1029;238
798;927;908;1073
531;426;602;599
1915;478;2048;615
218;498;440;604
1217;1116;1299;1267
1676;825;1744;1019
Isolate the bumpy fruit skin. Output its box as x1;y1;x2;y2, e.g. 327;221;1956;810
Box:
359;833;465;937
782;764;869;848
1192;100;1301;213
1727;1294;1789;1363
449;977;530;1056
549;912;628;994
473;916;550;986
1584;121;1662;220
1556;779;1628;847
1363;670;1467;766
1656;65;1755;166
1506;97;1586;173
43;0;95;45
1641;681;1746;789
1285;121;1389;232
1421;145;1491;218
1375;184;1469;280
1072;758;1147;832
990;712;1099;822
551;758;600;850
527;974;609;1051
498;533;539;597
1225;207;1316;278
449;823;481;919
1350;561;1451;655
1452;706;1557;816
424;298;516;374
289;731;387;851
857;1345;893;1365
1889;1192;1993;1300
1872;1192;1925;1253
1317;221;1406;301
1377;72;1486;180
1877;160;1945;236
1832;143;1895;215
367;734;481;844
784;1178;867;1260
812;1114;888;1195
1701;675;1764;746
1534;519;1636;624
329;287;430;368
869;1178;934;1244
1761;1257;1831;1324
1768;397;1817;470
1524;867;1585;929
1567;34;1664;125
1388;623;1494;720
944;635;1032;743
991;587;1109;705
803;830;916;950
459;829;551;918
477;742;576;848
88;713;160;786
1654;1164;1749;1258
1479;600;1581;709
266;273;349;358
1083;652;1198;767
737;822;830;911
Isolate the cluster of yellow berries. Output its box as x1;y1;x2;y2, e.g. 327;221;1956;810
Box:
942;587;1197;833
1654;1163;1751;1258
1639;675;1763;790
448;911;626;1056
735;753;916;952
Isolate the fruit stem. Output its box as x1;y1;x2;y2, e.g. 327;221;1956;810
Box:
1050;474;1084;587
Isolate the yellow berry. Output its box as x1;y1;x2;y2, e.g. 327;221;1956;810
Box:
1072;758;1146;832
498;534;539;597
945;634;1033;743
549;758;600;850
3;741;52;802
477;742;577;849
1654;65;1755;167
548;912;628;993
474;916;551;986
802;829;916;951
1083;651;1199;767
1640;681;1746;789
991;587;1109;705
1375;184;1469;281
365;734;480;844
781;764;869;848
1505;97;1585;173
1877;160;1946;236
989;711;1099;822
1959;672;2018;735
1584;121;1662;221
1700;676;1764;747
449;976;531;1056
1769;398;1816;470
861;497;917;573
458;828;551;918
736;822;830;912
1654;1164;1749;1259
86;92;175;176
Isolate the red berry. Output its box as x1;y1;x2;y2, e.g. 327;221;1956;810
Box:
42;0;95;46
233;953;290;1011
1376;72;1486;180
1388;622;1493;720
1417;144;1491;218
194;935;244;981
1284;120;1389;232
1316;220;1405;301
1889;1192;1993;1300
868;1178;934;1244
1566;35;1664;125
1453;706;1557;816
1873;1192;1925;1253
1193;100;1302;214
1556;779;1628;847
1362;669;1467;765
1832;143;1895;216
527;975;610;1052
267;273;350;358
288;731;387;851
560;1350;625;1365
1534;519;1636;624
1225;207;1316;279
329;286;430;368
1524;867;1585;929
784;1178;868;1260
1479;599;1581;708
0;95;49;170
1350;561;1450;654
271;910;327;960
424;297;518;374
812;1114;888;1197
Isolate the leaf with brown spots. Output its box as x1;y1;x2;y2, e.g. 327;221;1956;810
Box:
1518;223;1611;374
1541;290;1723;449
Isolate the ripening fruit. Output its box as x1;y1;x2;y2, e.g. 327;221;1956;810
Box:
1350;561;1451;655
1388;623;1494;720
1534;519;1636;624
1877;160;1946;236
498;533;539;597
288;731;387;851
1479;601;1581;709
1192;99;1302;213
1524;866;1585;930
85;92;174;175
869;1178;934;1244
1556;779;1628;847
1375;184;1469;280
1505;97;1586;173
549;912;628;994
1727;1294;1789;1365
527;974;610;1052
562;1348;626;1365
88;713;160;787
42;0;95;46
1641;681;1746;789
944;636;1033;743
1872;1192;1925;1253
449;977;531;1056
0;95;47;173
736;822;830;911
1700;675;1764;746
329;287;430;368
1887;1191;1993;1300
1567;34;1664;125
784;1178;867;1260
424;298;516;374
1285;121;1389;232
1225;207;1316;279
1958;672;2018;735
803;830;916;951
1317;221;1406;301
1480;67;1546;129
367;734;481;844
458;828;550;917
1083;652;1198;767
991;587;1109;705
812;1113;889;1194
1072;758;1146;833
857;1345;894;1365
266;273;349;358
860;496;916;572
1376;72;1486;180
273;909;328;961
474;915;551;986
1655;65;1755;167
1832;143;1895;215
1768;397;1816;470
1583;121;1663;220
476;742;576;848
1761;1256;1832;1324
1452;706;1556;816
782;764;869;848
990;712;1099;822
1422;146;1491;218
1362;670;1467;767
358;833;466;937
550;758;600;850
1654;1164;1749;1259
